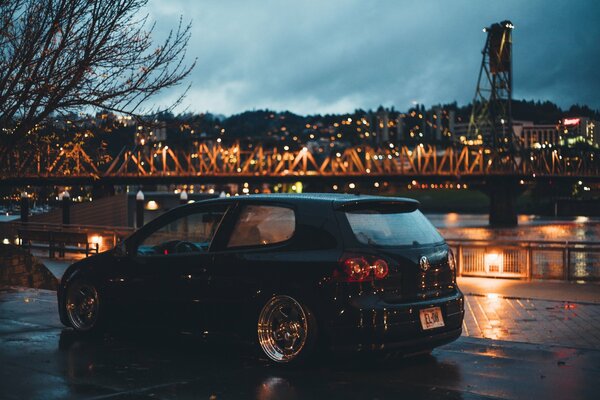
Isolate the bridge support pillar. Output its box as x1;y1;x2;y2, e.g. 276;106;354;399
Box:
485;178;520;227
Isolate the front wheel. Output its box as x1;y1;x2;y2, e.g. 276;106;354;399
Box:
64;279;103;333
257;295;317;364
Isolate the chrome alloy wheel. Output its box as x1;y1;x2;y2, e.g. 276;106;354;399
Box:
66;282;100;331
258;295;308;363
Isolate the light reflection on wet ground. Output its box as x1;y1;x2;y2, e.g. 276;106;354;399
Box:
462;294;600;349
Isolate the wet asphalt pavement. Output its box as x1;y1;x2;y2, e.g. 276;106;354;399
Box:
1;287;600;399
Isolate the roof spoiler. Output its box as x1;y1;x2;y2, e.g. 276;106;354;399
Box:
334;198;420;213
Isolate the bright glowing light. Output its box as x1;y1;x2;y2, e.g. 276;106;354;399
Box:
484;252;503;273
145;200;159;211
90;235;102;247
446;213;459;223
349;183;356;189
563;118;580;126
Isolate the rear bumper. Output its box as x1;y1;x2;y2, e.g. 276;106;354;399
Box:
325;289;464;353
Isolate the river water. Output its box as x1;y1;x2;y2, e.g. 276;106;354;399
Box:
427;213;600;243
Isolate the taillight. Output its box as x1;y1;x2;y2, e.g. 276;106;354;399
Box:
372;259;389;279
337;254;389;282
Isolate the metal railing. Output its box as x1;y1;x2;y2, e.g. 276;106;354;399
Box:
2;222;600;280
447;238;600;281
0;221;134;254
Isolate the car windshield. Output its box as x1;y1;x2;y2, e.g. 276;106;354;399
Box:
345;209;443;247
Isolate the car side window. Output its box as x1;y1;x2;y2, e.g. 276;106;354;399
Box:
227;205;295;248
137;208;226;256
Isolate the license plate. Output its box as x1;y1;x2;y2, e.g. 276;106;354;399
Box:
419;307;445;330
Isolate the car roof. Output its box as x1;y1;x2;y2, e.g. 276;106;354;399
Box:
193;193;420;209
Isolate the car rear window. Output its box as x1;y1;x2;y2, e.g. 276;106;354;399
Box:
227;205;295;248
345;209;443;247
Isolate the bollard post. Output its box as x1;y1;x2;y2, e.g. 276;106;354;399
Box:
526;245;533;280
179;190;189;235
565;247;571;281
135;190;144;229
20;192;29;223
457;244;463;277
60;191;71;225
180;190;188;205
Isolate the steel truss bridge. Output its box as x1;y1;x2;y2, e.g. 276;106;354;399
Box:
1;142;599;186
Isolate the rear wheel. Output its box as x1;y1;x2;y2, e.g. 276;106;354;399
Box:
257;295;317;364
65;279;102;333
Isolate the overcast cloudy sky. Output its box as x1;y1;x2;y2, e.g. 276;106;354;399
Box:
147;0;600;116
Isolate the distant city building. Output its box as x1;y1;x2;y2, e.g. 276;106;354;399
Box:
395;113;404;141
375;107;390;144
431;106;455;141
135;121;167;145
454;122;474;144
558;117;597;148
513;121;559;149
457;120;560;148
396;104;454;143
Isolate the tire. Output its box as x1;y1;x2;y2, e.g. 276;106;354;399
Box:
64;279;104;334
257;295;318;364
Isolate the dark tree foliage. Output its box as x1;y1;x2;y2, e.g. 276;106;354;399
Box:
443;99;599;125
0;0;195;148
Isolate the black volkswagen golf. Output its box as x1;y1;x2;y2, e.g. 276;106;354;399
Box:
58;193;464;364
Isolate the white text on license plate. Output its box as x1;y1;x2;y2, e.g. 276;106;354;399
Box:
419;307;445;330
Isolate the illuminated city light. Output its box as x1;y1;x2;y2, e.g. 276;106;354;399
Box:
145;200;159;211
90;235;103;247
484;252;503;273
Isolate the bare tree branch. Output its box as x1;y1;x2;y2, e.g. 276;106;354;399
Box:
0;0;195;148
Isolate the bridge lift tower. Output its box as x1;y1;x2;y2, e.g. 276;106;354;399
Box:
467;20;517;150
468;20;521;227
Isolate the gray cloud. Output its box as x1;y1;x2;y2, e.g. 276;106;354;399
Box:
147;0;600;115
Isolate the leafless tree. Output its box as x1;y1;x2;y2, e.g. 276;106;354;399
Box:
0;0;195;148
